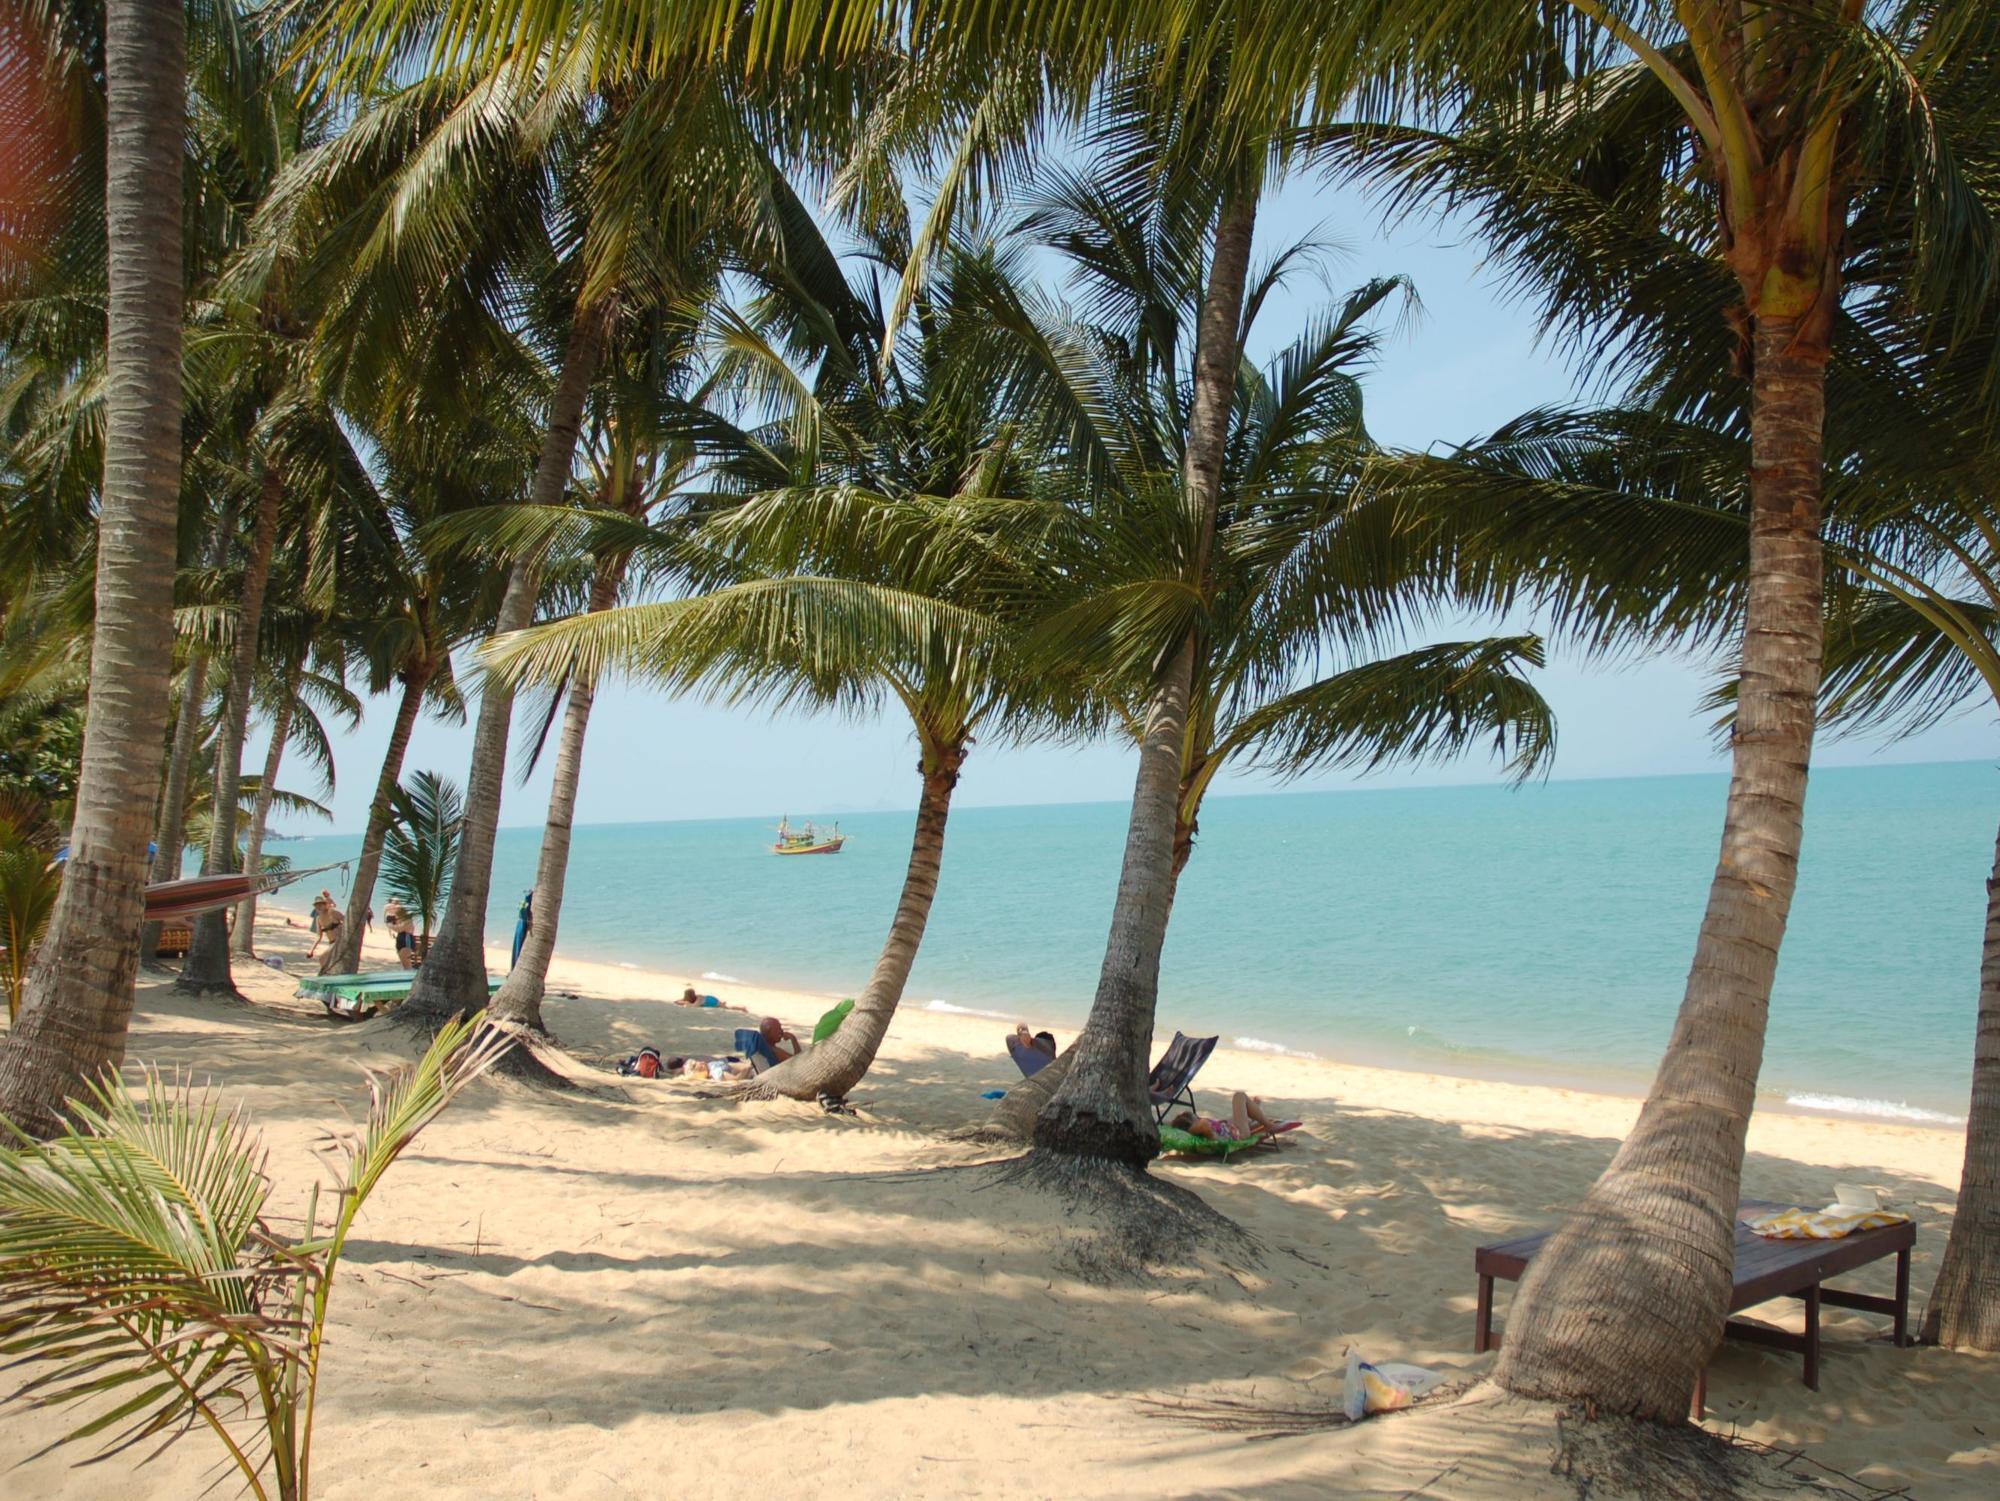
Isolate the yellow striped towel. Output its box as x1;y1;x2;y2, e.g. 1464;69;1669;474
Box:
1748;1206;1910;1240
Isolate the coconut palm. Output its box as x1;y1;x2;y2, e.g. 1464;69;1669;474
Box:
0;793;61;1024
475;317;712;1033
264;15;824;1025
233;631;360;954
0;0;187;1137
968;175;1556;1140
0;1014;511;1501
481;208;1069;1095
382;771;466;948
1289;1;2000;1414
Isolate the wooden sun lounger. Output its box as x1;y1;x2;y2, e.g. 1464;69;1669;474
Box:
1473;1198;1912;1409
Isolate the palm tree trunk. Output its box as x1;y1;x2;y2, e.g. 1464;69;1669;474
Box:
142;496;240;957
979;804;1198;1145
140;656;208;959
1922;814;2000;1349
1032;184;1258;1168
752;742;964;1100
486;550;631;1031
0;0;185;1138
231;652;304;956
1493;312;1829;1419
331;663;433;974
401;300;610;1025
180;466;283;995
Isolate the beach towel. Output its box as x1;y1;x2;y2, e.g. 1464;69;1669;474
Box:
814;998;854;1042
1157;1124;1262;1159
1748;1205;1911;1240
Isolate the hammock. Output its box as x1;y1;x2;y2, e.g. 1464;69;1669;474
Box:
142;861;349;923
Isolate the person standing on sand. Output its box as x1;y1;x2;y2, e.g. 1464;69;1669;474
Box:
314;902;344;975
306;892;329;956
384;900;417;968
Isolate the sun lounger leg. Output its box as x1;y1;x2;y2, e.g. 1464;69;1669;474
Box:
1474;1274;1494;1353
1691;1365;1706;1419
1892;1246;1910;1347
1803;1284;1821;1390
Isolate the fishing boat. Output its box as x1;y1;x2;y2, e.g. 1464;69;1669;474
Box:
773;817;846;855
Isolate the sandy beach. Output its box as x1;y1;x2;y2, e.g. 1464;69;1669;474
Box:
1;905;1992;1499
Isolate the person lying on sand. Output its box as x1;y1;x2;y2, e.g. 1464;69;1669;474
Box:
677;986;704;1006
1174;1092;1284;1144
675;1054;756;1082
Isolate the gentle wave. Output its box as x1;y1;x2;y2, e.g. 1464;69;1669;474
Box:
924;999;1019;1021
1234;1036;1321;1060
700;970;741;983
1785;1092;1965;1126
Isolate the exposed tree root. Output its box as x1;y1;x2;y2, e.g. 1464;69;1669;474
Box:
169;977;249;1005
386;1008;608;1097
1142;1385;1909;1500
981;1149;1259;1284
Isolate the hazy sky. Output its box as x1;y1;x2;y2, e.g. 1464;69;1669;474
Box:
269;172;1995;836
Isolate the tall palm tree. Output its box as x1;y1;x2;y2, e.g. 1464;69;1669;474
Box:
0;0;185;1137
1295;1;2000;1415
270;19;806;1024
970;177;1556;1138
233;621;363;954
482;209;1066;1093
476;320;711;1032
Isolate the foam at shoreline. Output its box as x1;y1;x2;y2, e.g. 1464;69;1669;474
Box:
1784;1092;1967;1126
264;899;1968;1135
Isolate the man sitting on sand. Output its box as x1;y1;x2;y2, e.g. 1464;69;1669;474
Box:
758;1016;803;1064
1006;1024;1060;1078
1173;1092;1285;1144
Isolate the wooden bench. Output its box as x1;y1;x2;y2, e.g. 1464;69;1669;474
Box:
1474;1199;1912;1405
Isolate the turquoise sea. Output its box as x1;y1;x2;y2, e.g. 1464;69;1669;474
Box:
290;758;1996;1123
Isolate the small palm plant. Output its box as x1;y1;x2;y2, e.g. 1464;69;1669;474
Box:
0;793;61;1024
381;770;464;947
0;1013;511;1500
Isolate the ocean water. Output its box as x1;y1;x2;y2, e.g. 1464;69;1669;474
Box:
287;758;1996;1123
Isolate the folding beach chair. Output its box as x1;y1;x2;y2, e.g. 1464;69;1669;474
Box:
735;1027;782;1071
1147;1032;1219;1123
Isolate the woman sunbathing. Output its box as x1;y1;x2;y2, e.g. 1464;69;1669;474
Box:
676;1054;756;1082
1173;1091;1285;1143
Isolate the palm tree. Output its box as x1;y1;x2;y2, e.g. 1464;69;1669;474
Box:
177;468;287;994
479;324;709;1031
233;635;360;955
965;175;1555;1138
0;0;186;1138
482;209;1063;1093
382;771;465;949
1287;2;2000;1414
0;793;61;1024
267;18;805;1024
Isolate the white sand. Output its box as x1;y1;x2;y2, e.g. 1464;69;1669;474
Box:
2;905;1993;1499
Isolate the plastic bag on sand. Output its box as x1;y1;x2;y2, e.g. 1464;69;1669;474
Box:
1342;1349;1444;1421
